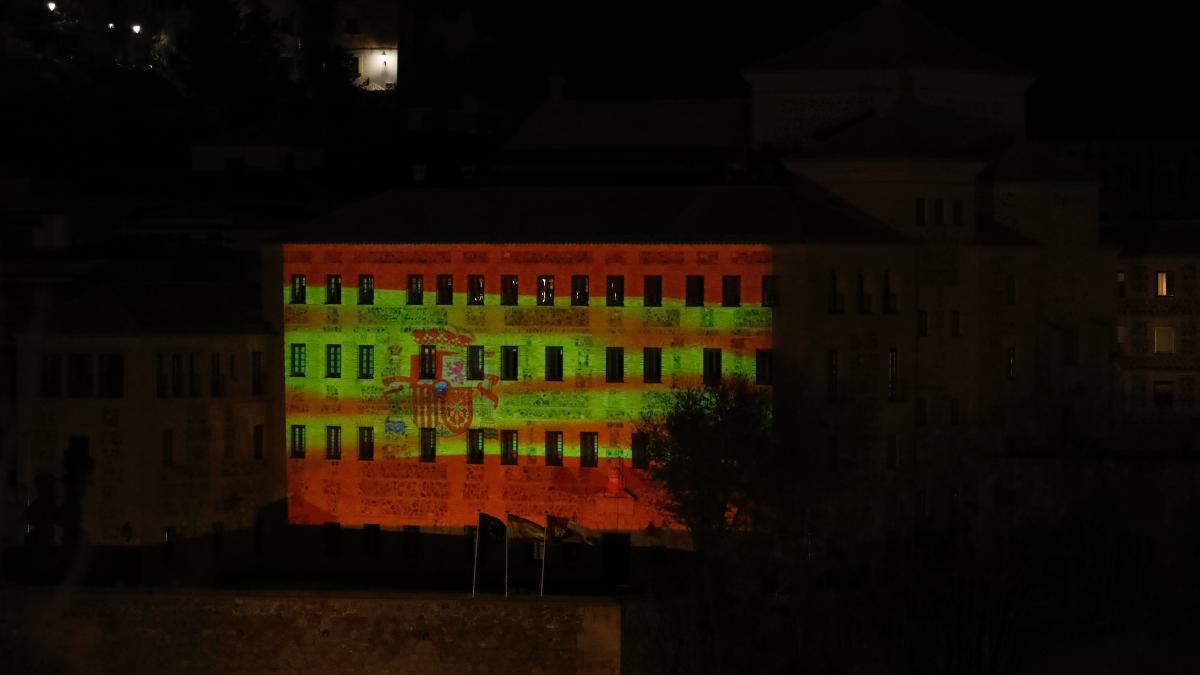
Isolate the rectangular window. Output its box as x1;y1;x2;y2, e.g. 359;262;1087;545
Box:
1154;326;1176;354
500;275;519;305
358;345;375;378
950;398;961;426
358;274;374;305
98;353;124;398
828;271;843;314
934;198;945;225
722;275;741;307
500;346;519;380
571;275;589;306
580;432;599;468
251;350;265;395
66;353;93;398
1007;274;1017;306
501;430;519;465
953;199;964;226
420;427;436;462
253;424;264;460
755;349;773;385
171;353;184;397
882;272;897;313
290;425;306;458
828;349;839;402
436;274;453;305
188;353;200;397
326;426;342;460
418;345;437;379
40;352;63;397
886;434;898;469
228;354;236;382
606;347;624;383
1007;347;1017;380
643;275;663;307
1062;327;1079;366
290;344;306;377
545;431;564;467
545;346;563;381
468;274;485;305
644;347;662;384
686;275;704;307
209;352;223;397
631;432;649;469
915;198;926;225
326;344;342;378
162;429;174;464
407;275;424;305
1154;381;1175;410
703;348;722;387
762;275;780;307
537;275;555;306
326;274;342;304
467;429;484;465
1158;271;1174;297
606;275;624;307
917;310;928;337
856;273;872;314
1116;271;1126;298
290;274;306;304
358;427;374;461
916;399;928;426
467;345;485;380
950;310;961;338
888;348;898;401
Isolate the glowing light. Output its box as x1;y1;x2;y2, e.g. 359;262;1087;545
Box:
47;2;56;12
108;23;115;29
131;24;142;34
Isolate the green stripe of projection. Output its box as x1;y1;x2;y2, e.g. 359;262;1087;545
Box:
285;287;776;312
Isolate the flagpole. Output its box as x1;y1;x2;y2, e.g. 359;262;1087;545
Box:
539;513;548;597
504;514;509;598
471;512;480;598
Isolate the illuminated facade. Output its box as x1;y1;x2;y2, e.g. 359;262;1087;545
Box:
283;243;775;531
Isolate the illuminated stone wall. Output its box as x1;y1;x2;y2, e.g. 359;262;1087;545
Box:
283;243;775;530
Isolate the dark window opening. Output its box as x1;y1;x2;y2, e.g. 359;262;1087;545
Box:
607;275;625;307
468;345;485;380
686;275;704;307
722;275;741;307
290;274;306;304
98;353;124;398
326;344;342;378
545;431;564;467
856;273;871;314
290;425;306;458
950;310;961;338
762;275;780;307
358;427;374;461
643;275;662;307
934;198;945;225
916;399;928;426
580;432;599;468
631;432;649;469
326;426;342;460
420;427;437;462
545;346;563;381
1062;327;1079;366
358;345;375;379
162;429;174;464
468;275;485;305
886;434;898;469
953;199;964;226
915;198;926;225
500;275;519;305
917;310;929;337
290;344;306;377
326;274;342;304
571;275;589;306
253;424;264;460
358;274;374;305
755;349;773;386
643;347;662;384
501;430;518;465
407;275;424;305
1007;274;1017;306
66;353;93;398
882;272;897;314
537;275;555;306
437;275;454;305
467;429;484;465
828;349;839;402
500;346;518;381
887;348;898;401
1154;381;1175;410
419;345;437;379
703;348;722;387
40;353;62;397
828;271;843;314
210;352;223;397
606;347;624;383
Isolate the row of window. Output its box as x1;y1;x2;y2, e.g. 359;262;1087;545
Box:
914;198;966;227
162;424;266;464
1117;324;1186;355
828;273;1017;316
289;426;651;469
1118;270;1186;298
827;345;1015;403
289;343;775;386
38;351;267;400
290;273;781;308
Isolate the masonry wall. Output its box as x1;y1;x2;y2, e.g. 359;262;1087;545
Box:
0;589;621;675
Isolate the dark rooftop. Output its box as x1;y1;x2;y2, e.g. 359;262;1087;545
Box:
504;98;748;152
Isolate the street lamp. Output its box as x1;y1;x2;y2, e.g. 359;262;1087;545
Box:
47;2;56;11
131;24;142;34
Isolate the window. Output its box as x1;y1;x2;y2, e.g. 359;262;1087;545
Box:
644;347;662;384
358;345;375;378
66;353;93;398
253;424;264;460
537;275;555;306
326;344;342;378
40;353;62;397
358;427;374;461
686;275;704;306
1006;274;1017;306
762;275;780;307
828;349;839;402
887;348;898;401
326;275;342;304
882;272;897;313
1116;271;1126;298
571;275;589;306
467;345;485;380
953;199;964;226
1154;326;1176;354
162;429;174;464
290;344;307;377
915;198;926;225
1062;327;1079;366
703;348;722;387
467;429;484;465
290;274;306;304
950;310;961;338
580;429;600;468
417;345;436;379
828;271;843;314
326;426;342;460
358;274;375;305
155;353;168;398
755;349;773;385
205;352;222;397
420;427;436;462
172;353;184;397
916;399;928;426
500;275;519;305
643;275;662;307
499;430;520;465
98;353;124;398
188;354;200;397
1158;271;1174;297
545;346;563;381
950;398;961;426
886;434;898;469
290;425;306;458
1154;381;1175;410
606;275;624;307
722;275;741;307
468;275;485;305
407;275;424;305
631;432;649;469
856;273;871;313
252;350;265;395
500;346;519;380
545;431;564;467
606;347;624;383
917;310;928;337
1007;347;1017;380
934;198;945;225
437;275;454;305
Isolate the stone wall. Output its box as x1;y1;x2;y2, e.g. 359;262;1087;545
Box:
0;588;621;675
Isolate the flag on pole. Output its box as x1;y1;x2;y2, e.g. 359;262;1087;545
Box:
548;515;595;545
478;512;506;542
507;513;546;541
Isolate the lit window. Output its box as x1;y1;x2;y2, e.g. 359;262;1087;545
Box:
545;431;564;467
436;275;454;305
1154;326;1176;354
407;275;424;305
537;275;555;306
358;427;374;461
500;275;519;305
420;427;436;462
1157;271;1174;297
643;275;663;307
358;274;374;305
326;275;342;304
468;275;485;305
